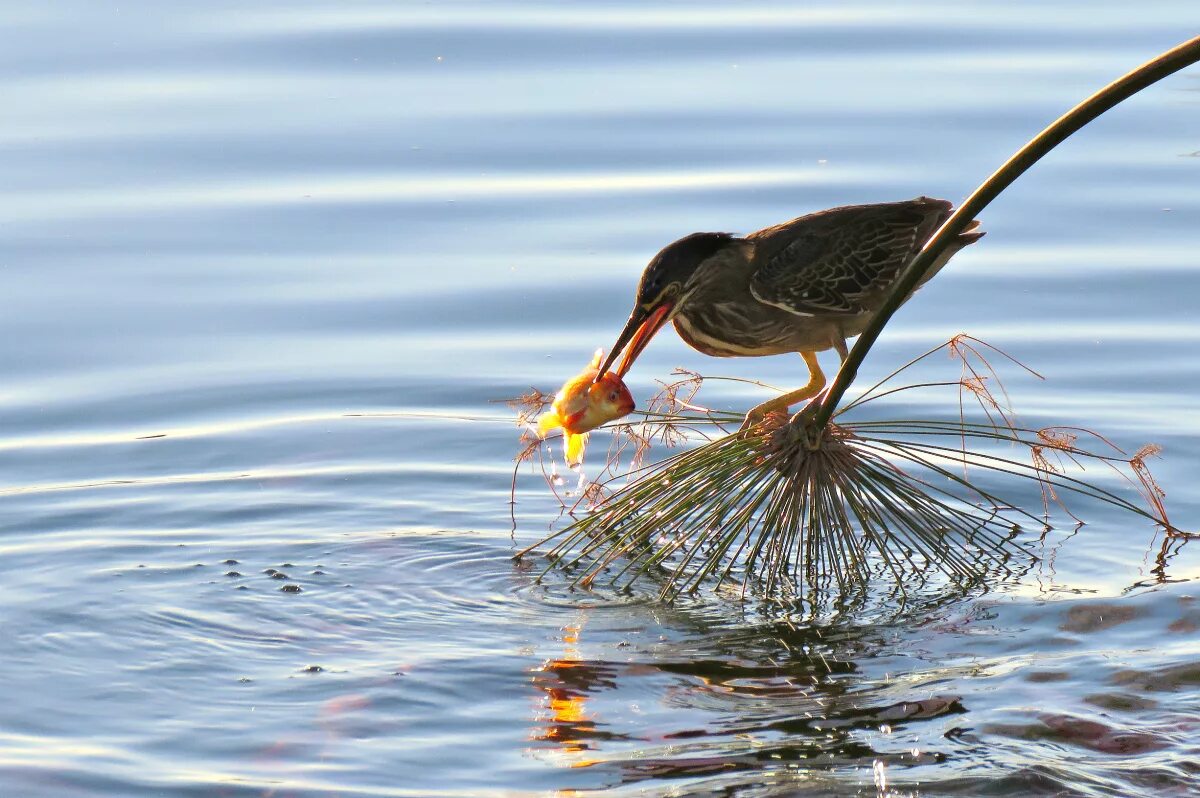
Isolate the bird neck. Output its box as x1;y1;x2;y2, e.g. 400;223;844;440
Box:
681;240;755;308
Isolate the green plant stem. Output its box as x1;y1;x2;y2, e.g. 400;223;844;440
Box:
808;34;1200;432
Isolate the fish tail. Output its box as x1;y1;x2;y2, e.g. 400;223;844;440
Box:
536;411;561;437
564;432;589;466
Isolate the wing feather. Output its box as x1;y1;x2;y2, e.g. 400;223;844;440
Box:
749;200;948;317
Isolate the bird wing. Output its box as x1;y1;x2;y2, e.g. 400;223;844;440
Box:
748;199;950;317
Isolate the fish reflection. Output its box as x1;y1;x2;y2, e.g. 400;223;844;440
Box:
529;621;624;768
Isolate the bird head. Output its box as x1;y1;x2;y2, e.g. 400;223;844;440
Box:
595;232;737;380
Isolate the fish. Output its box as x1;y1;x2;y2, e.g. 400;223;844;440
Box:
537;349;636;465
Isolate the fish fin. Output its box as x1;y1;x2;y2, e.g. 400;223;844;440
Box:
536;411;561;437
565;432;589;466
589;348;604;369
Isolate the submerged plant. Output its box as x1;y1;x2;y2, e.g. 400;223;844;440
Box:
512;36;1200;601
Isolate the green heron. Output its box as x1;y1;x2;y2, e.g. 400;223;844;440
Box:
594;197;983;424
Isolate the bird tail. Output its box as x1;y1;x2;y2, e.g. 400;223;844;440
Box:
956;218;986;245
922;229;984;285
919;205;985;285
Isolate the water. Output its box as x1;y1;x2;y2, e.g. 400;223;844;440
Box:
2;2;1199;795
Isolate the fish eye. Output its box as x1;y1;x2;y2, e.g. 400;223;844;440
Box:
608;391;619;401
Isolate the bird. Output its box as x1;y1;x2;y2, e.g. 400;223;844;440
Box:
592;197;983;425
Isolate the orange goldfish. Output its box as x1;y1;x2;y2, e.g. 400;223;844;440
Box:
537;350;636;465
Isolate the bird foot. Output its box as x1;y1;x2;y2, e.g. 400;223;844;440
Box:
785;399;828;449
788;399;822;428
738;412;764;433
739;400;787;432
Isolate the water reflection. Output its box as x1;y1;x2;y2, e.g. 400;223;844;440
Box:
528;601;970;792
525;569;1200;795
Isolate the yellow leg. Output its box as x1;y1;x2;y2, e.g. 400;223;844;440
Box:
742;351;825;429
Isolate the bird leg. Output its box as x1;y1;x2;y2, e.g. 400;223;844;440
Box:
741;351;825;430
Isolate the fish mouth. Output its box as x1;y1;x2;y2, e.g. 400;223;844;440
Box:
595;302;674;380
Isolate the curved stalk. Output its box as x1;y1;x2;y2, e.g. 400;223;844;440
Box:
807;34;1200;432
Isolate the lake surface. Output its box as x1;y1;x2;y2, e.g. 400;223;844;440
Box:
2;2;1199;795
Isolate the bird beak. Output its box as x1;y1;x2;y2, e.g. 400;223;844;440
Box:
595;301;674;381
